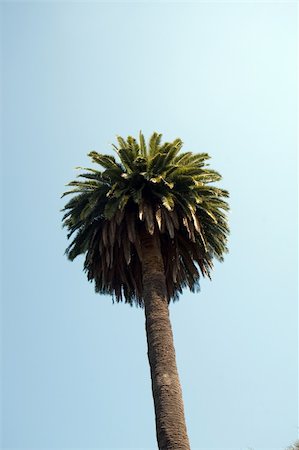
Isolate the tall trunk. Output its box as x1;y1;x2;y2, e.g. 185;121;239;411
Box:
140;229;191;450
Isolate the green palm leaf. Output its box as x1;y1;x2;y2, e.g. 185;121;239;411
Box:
61;131;229;306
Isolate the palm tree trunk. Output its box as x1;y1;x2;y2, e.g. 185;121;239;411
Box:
140;229;191;450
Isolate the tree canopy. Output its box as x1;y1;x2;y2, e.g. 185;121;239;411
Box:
61;132;229;307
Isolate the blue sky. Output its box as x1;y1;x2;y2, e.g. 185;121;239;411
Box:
1;2;297;449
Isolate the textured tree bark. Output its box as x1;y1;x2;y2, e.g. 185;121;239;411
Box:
141;229;191;450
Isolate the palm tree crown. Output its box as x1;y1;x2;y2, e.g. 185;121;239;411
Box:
61;132;229;307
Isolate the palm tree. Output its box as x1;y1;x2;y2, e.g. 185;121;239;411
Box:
61;132;229;450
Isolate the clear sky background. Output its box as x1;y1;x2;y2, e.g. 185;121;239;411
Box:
1;2;297;450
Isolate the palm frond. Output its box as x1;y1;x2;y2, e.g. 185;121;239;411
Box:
61;132;229;306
